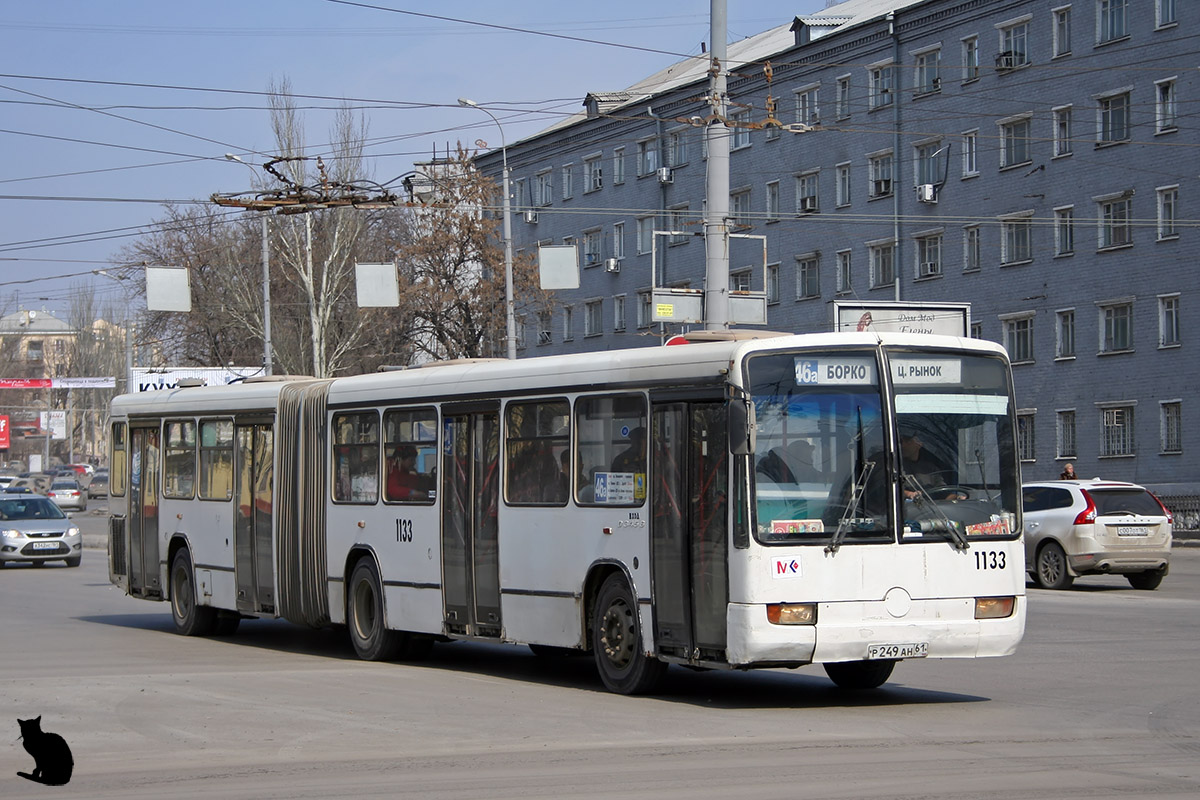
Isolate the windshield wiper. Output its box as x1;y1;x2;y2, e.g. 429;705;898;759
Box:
903;474;970;550
826;460;874;555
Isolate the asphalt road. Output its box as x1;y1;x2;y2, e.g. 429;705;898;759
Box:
2;517;1198;799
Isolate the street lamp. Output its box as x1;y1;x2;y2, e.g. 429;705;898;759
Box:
457;98;517;360
224;154;274;375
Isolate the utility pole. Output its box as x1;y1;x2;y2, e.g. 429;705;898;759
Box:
704;0;731;331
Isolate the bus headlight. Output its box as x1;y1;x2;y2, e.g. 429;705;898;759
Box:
766;603;817;625
974;596;1015;619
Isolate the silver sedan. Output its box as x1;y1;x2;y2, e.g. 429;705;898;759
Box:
0;494;82;567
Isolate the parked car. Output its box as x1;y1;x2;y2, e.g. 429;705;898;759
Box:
0;492;82;567
1022;479;1173;590
46;479;86;512
87;471;109;499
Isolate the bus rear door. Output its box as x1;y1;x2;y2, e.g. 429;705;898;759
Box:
234;421;275;615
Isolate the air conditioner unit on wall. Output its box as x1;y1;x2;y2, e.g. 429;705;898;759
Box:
657;167;673;184
604;258;621;273
995;51;1016;70
798;196;818;213
916;183;938;203
523;210;538;223
873;179;892;197
920;261;940;276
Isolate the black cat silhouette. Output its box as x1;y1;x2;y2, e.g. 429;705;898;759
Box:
17;716;73;785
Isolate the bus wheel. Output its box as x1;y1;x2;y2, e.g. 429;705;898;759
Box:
824;659;895;690
170;549;217;636
1035;542;1073;590
347;559;404;661
592;574;666;695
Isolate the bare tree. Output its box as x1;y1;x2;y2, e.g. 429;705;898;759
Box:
395;146;553;361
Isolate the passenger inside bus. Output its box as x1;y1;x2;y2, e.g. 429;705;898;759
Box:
756;439;818;484
386;444;426;501
610;426;646;474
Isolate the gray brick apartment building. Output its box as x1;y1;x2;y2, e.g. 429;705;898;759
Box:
470;0;1197;518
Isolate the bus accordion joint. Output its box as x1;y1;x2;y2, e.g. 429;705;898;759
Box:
974;596;1016;620
766;603;817;625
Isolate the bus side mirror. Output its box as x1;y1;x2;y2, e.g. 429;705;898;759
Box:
728;400;756;456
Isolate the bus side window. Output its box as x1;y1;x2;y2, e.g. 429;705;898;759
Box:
332;412;379;504
504;399;570;506
163;420;197;499
199;419;234;501
382;407;437;504
574;394;646;506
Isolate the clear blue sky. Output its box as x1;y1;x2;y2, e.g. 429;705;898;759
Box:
0;1;828;319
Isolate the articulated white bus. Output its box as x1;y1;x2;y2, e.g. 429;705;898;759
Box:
107;331;1025;694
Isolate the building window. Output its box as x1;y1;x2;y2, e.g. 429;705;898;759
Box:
1100;301;1133;352
582;229;602;267
636;216;654;254
1057;309;1076;357
1057;410;1077;458
1157;0;1177;27
1053;6;1072;57
1098;0;1128;43
1161;401;1182;453
584;300;603;337
585;157;603;193
1157;186;1178;239
836;250;852;294
962;36;980;81
916;234;943;278
666;130;687;167
562;306;574;341
795;172;819;214
914;49;940;95
731;189;752;226
835;163;851;206
637;291;652;328
637;140;658;176
766;181;780;220
1017;412;1036;461
534;170;552;206
766;263;780;304
869;242;895;288
26;340;43;362
794;86;819;127
796;256;819;300
612;147;626;185
961;131;978;177
535;311;552;346
1098;195;1133;249
730;110;751;149
998;20;1030;68
667;204;690;245
560;164;574;200
612;222;625;260
1004;315;1035;363
914;141;941;186
1000;214;1033;264
868;152;893;198
613;295;626;332
1098;92;1130;144
1159;294;1180;347
731;270;751;293
1155;79;1177;133
1053;106;1073;156
1100;405;1134;457
869;62;894;109
836;75;851;118
1055;206;1075;256
999;116;1032;167
964;226;981;272
970;322;983;339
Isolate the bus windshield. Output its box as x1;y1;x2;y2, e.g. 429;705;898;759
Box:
890;350;1019;544
746;347;1020;547
747;350;891;545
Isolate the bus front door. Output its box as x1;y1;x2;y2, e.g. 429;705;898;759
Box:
234;423;275;615
128;426;162;598
651;401;729;662
440;405;501;637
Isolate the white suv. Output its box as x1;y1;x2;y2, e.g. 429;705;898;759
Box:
1022;479;1172;590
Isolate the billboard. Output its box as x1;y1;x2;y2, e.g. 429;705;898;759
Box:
131;368;258;392
833;301;970;337
0;415;8;450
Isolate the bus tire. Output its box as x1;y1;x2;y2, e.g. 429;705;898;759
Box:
170;549;217;636
592;574;666;695
824;659;895;690
347;559;404;661
1034;541;1073;590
